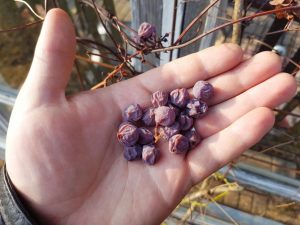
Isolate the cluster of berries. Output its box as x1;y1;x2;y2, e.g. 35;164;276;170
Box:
117;81;214;165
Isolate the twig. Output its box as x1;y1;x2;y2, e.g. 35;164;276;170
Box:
90;0;120;52
273;109;300;119
151;5;300;53
15;0;44;20
0;20;43;33
265;27;300;35
75;54;115;70
232;0;244;44
259;140;295;154
173;0;220;45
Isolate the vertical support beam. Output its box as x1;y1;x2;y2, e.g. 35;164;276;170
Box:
171;1;186;61
199;0;228;50
178;1;208;57
160;0;177;65
131;0;163;72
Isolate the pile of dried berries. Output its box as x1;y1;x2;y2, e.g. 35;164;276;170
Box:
117;80;214;165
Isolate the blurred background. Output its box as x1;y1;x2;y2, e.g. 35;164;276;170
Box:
0;0;300;224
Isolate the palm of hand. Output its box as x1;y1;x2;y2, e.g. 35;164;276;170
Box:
5;9;296;225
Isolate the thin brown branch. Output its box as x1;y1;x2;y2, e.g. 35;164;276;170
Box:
151;5;300;53
259;140;295;154
90;0;120;52
0;20;43;33
174;0;220;45
75;54;115;70
273;109;300;119
265;27;300;35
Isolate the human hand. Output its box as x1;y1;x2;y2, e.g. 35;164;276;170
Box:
5;9;296;225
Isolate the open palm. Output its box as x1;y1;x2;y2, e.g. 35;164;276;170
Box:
5;9;296;225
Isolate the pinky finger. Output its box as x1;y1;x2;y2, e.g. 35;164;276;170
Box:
187;107;275;185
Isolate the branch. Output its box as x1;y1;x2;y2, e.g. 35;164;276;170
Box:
151;5;300;53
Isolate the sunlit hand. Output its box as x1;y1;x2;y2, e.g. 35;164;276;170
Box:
6;9;296;225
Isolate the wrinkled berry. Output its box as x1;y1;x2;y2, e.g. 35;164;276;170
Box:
159;122;180;140
151;91;169;107
178;114;194;131
123;104;143;122
186;99;208;118
138;127;154;145
193;80;214;100
142;145;159;165
117;122;139;146
124;145;143;161
142;108;156;126
184;128;202;150
170;88;190;108
169;134;189;154
155;106;176;126
138;22;156;40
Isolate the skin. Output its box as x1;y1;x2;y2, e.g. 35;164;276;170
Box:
5;9;296;225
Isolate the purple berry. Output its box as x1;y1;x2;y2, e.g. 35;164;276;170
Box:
155;106;176;126
186;99;208;118
178;114;194;131
170;88;190;108
151;91;169;107
117;122;139;146
192;80;214;100
142;145;159;165
123;104;143;122
169;134;189;154
138;128;154;145
159;122;180;140
138;22;156;39
124;145;143;161
184;128;202;150
142;108;156;126
168;103;180;116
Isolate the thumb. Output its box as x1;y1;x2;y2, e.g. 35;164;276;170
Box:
22;8;76;104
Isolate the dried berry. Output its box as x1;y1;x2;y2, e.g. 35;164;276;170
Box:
142;145;159;165
138;22;156;40
169;134;189;154
142;108;156;126
186;99;208;118
192;80;214;101
138;127;154;145
151;91;169;107
184;128;201;149
117;122;139;146
124;145;143;161
170;88;190;108
159;122;180;140
155;106;176;126
168;103;180;116
178;114;194;131
123;104;143;122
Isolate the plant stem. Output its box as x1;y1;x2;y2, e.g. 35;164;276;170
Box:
232;0;244;44
173;0;220;45
151;5;300;53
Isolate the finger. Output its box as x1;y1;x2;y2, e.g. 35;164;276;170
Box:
106;44;243;109
196;73;296;138
22;9;76;103
206;51;282;106
187;107;275;184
